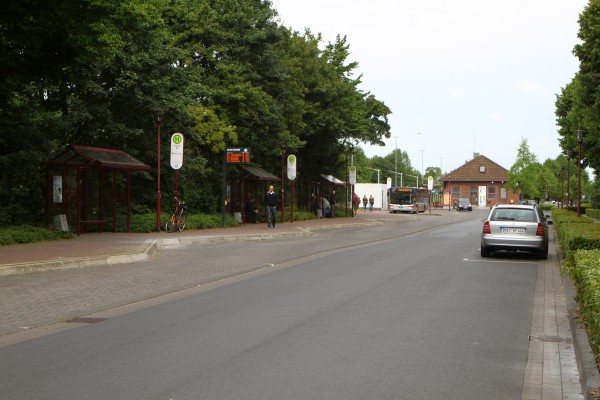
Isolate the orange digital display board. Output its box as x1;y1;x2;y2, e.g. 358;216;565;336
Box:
226;148;251;164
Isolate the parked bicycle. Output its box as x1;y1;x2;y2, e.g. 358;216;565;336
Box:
165;197;187;232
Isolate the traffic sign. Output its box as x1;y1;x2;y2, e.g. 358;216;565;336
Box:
170;133;184;169
349;166;357;184
287;154;297;180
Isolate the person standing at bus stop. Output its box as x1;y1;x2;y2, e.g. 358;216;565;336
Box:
369;195;374;211
329;190;337;218
362;195;368;212
265;185;278;229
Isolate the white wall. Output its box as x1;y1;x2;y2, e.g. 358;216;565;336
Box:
354;183;388;210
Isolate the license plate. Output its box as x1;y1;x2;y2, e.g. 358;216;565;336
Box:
501;227;525;234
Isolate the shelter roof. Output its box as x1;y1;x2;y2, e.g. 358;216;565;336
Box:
46;144;150;170
320;174;345;185
240;166;279;181
442;154;507;183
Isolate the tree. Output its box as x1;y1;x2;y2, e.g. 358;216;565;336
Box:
555;0;600;180
0;0;393;223
507;139;542;199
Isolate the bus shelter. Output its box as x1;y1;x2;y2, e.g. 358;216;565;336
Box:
229;165;280;224
45;144;151;234
302;174;346;216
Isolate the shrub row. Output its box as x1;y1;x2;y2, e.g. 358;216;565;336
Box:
555;209;600;364
0;226;73;245
554;209;600;266
570;250;600;359
587;208;600;219
0;208;322;244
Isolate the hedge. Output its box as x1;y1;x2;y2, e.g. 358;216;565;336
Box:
570;250;600;358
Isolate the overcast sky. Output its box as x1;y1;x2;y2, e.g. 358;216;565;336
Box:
271;0;588;176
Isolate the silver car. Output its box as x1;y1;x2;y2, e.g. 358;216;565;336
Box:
480;204;552;259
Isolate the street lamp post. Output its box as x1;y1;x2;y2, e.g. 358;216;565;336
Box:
365;167;381;184
559;168;564;209
387;170;402;187
393;137;400;187
156;115;162;232
577;129;584;217
281;143;285;223
565;150;573;209
345;153;349;217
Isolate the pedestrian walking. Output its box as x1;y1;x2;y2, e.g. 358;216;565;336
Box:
264;185;278;229
369;195;374;211
352;192;360;217
362;195;368;212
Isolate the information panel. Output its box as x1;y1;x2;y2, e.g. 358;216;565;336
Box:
226;148;251;164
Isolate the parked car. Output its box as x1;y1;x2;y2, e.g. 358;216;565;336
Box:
456;198;472;211
481;204;553;259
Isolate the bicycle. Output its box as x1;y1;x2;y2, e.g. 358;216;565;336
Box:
165;197;187;232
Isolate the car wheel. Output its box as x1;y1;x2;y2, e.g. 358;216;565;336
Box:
481;245;491;258
538;248;548;260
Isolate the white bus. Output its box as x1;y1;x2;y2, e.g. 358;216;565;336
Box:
388;187;428;213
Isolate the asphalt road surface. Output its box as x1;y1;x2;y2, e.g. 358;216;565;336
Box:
0;212;539;399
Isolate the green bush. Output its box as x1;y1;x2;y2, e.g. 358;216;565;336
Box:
554;208;600;265
569;250;600;360
0;226;73;245
586;208;600;219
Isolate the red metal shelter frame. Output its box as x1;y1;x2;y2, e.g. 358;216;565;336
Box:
45;145;151;235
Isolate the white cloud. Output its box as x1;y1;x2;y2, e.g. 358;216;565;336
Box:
516;80;543;95
447;88;466;99
488;113;503;123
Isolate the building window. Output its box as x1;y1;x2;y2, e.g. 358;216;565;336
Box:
452;185;460;200
488;186;496;199
480;166;486;173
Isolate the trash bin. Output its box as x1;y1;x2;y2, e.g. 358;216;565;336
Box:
53;214;69;231
234;212;242;224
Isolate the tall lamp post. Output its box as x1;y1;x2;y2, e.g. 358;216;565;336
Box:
345;153;349;217
364;167;381;184
565;150;573;209
156;115;162;232
577;129;584;217
393;136;399;187
281;143;285;223
558;167;564;209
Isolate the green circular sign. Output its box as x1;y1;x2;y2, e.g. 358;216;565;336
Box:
172;134;183;145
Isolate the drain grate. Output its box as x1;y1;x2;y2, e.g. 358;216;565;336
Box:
67;317;109;324
529;335;572;343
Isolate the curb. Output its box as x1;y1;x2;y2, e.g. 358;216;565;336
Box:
0;239;158;277
555;227;600;399
0;222;379;277
564;275;600;400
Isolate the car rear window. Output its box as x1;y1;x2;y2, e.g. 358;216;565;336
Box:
491;208;536;222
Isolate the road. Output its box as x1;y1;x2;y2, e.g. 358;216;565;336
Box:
0;211;541;399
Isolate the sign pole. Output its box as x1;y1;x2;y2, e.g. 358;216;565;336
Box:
222;151;227;227
287;154;297;223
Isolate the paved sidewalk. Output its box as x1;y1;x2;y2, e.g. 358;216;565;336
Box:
0;211;390;276
0;209;597;399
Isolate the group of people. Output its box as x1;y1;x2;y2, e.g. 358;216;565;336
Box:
249;186;375;229
351;193;375;216
312;190;337;219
